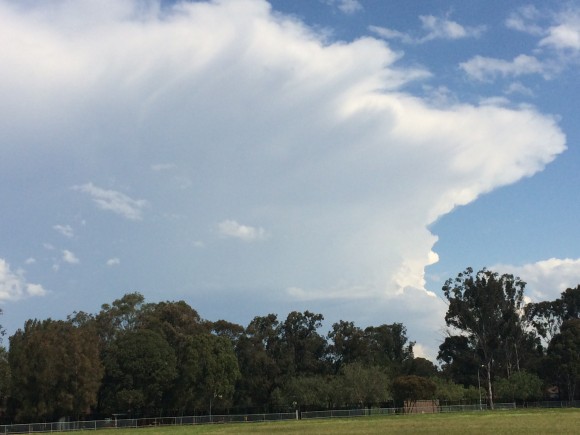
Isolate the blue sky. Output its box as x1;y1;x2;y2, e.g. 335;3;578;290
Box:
1;0;579;360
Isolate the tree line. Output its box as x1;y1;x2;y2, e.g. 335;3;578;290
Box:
0;267;578;422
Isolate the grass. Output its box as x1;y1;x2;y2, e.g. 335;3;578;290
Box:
64;408;580;435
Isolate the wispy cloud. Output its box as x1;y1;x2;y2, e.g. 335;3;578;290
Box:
464;5;580;82
370;15;484;44
505;5;544;35
507;5;580;51
151;163;176;172
53;224;74;238
218;220;268;242
322;0;362;15
73;183;148;221
368;25;415;44
419;15;485;41
539;11;580;51
0;258;47;301
505;81;535;97
460;54;547;81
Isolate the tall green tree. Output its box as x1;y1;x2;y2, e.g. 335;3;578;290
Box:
437;335;480;387
547;319;580;401
9;319;103;421
138;300;208;345
96;292;145;345
279;311;329;377
440;267;529;409
179;333;240;412
235;314;283;409
327;321;367;372
526;300;564;344
560;286;580;320
211;319;245;346
363;323;414;374
136;300;210;411
527;285;580;344
0;311;9;413
329;321;416;377
99;329;177;415
0;347;10;413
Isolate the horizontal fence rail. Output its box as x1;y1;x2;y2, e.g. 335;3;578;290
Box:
1;401;579;434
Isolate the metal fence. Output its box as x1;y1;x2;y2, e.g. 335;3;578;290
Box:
0;413;299;434
1;401;578;434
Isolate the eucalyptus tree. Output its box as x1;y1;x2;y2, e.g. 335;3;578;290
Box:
279;311;329;377
547;319;580;400
362;323;415;375
211;319;245;346
327;320;367;372
0;311;8;413
235;314;283;409
0;347;9;413
527;285;580;344
440;267;530;409
95;292;146;345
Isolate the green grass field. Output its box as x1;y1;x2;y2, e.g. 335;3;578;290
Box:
64;408;580;434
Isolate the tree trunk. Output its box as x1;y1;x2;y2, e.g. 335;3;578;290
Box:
486;362;494;410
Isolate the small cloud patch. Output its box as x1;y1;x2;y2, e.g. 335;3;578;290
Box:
218;220;268;242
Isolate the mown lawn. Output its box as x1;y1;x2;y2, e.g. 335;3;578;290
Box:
65;408;580;435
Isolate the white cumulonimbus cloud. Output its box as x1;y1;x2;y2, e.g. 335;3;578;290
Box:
0;0;566;311
0;259;47;301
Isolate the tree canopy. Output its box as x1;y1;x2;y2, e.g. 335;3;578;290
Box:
0;270;579;422
441;267;535;408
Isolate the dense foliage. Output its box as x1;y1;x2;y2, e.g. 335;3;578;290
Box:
439;270;579;408
0;269;578;422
